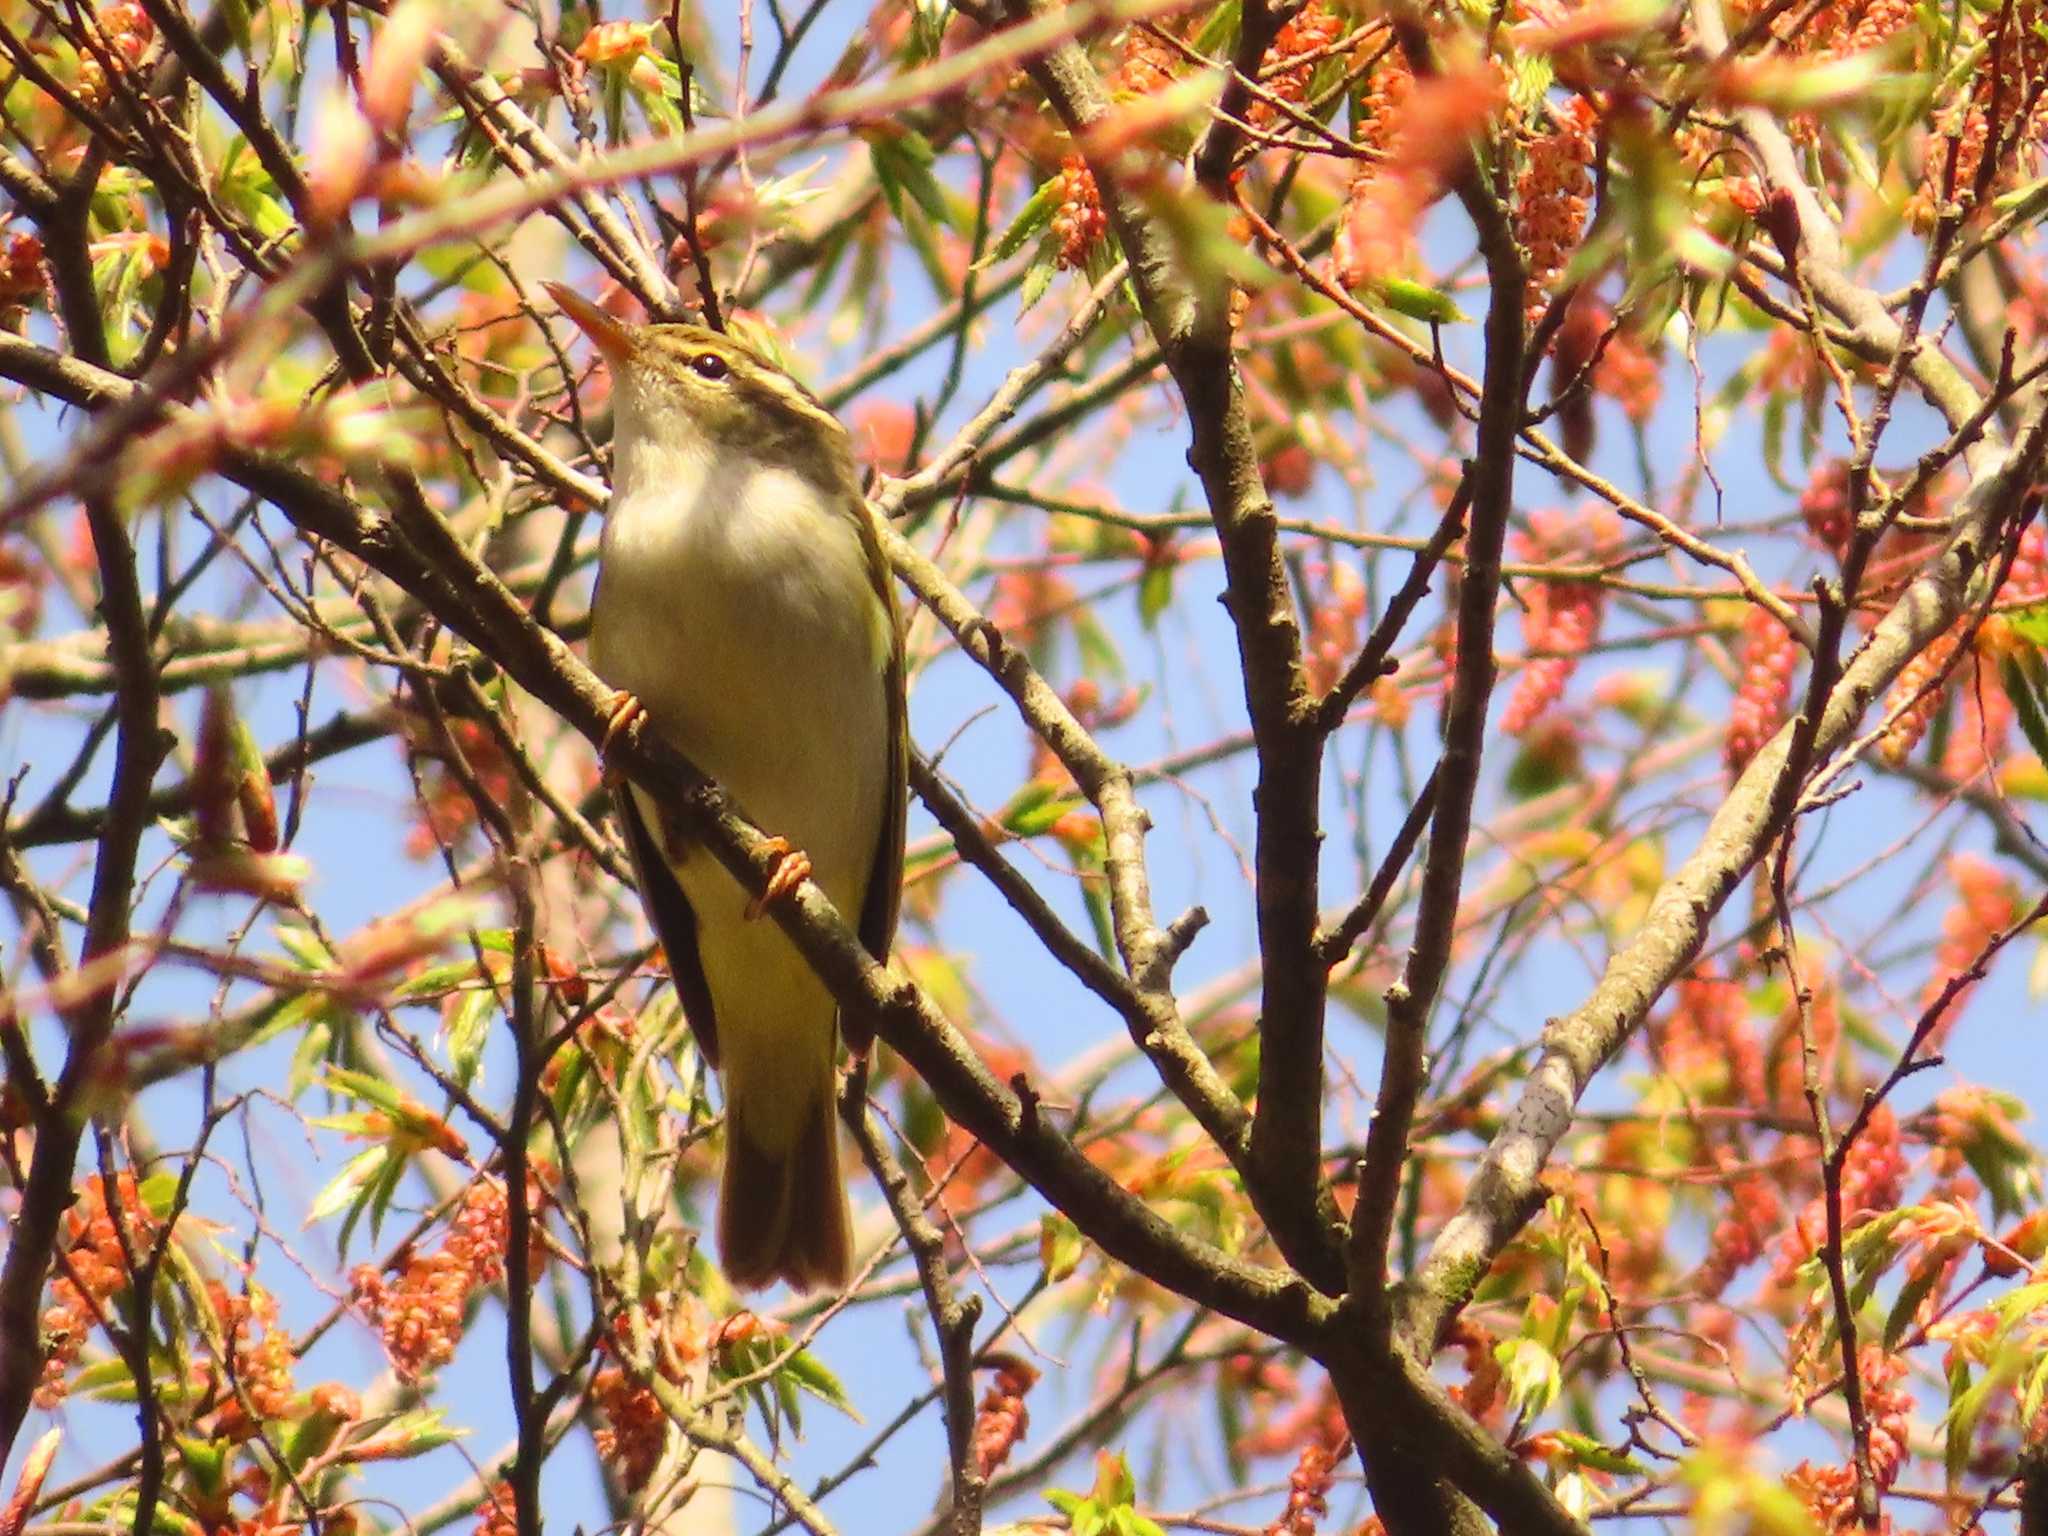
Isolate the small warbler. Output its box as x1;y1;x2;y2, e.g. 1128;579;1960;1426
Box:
546;282;906;1293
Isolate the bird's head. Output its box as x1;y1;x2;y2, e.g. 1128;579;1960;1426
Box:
544;282;851;483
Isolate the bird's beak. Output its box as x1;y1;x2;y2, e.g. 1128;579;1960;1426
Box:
543;281;634;365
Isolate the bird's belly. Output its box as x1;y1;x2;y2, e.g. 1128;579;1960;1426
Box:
591;489;890;915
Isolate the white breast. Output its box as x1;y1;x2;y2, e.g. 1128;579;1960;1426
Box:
590;423;891;921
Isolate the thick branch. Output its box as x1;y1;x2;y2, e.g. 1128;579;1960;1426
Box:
0;484;165;1465
1348;168;1526;1298
1002;0;1346;1297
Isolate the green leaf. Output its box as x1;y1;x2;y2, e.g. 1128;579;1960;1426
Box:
394;956;485;1000
1883;1256;1946;1349
364;1141;408;1241
70;1357;140;1400
1945;1360;1994;1481
286;1017;334;1100
2009;602;2048;646
1495;1335;1562;1421
1092;1451;1136;1507
280;1393;351;1470
2002;655;2048;765
781;1348;858;1416
274;922;338;971
323;1066;408;1115
220;0;253;54
307;1145;388;1225
2022;1353;2048;1432
1072;608;1124;680
774;1361;804;1434
1041;1211;1085;1281
866;128;954;231
1019;253;1057;313
990;177;1061;264
176;1438;232;1497
1190;0;1242;55
135;1172;182;1220
440;987;497;1090
1138;562;1173;629
1548;1431;1646;1476
998;780;1083;838
1375;277;1469;324
337;1407;463;1462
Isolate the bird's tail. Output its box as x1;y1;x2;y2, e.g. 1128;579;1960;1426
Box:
718;1083;853;1293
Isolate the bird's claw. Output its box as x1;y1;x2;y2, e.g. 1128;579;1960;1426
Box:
746;837;812;920
600;689;646;778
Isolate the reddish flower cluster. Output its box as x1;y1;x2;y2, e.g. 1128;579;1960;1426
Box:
1663;969;1767;1107
1442;1316;1502;1423
1336;60;1505;286
73;0;155;109
849;398;918;476
0;229;44;312
1515;96;1597;327
2000;522;2048;607
1725;605;1801;774
1111;25;1180;97
584;1298;725;1492
1878;624;1962;766
1265;1437;1348;1536
1369;673;1410;728
1593;325;1662;425
474;1482;518;1536
1051;155;1107;271
351;1180;513;1381
1800;461;1853;551
1303;559;1367;695
1261;440;1315;499
591;1358;666;1492
1918;853;2020;1036
36;1172;155;1407
1502;508;1614;733
1840;0;1918;53
1940;661;2012;783
1772;1104;1906;1288
208;1283;297;1437
1548;298;1604;461
1766;965;1842;1113
1998;528;2048;602
0;539;43;641
1788;1349;1913;1530
1024;679;1139;788
987;565;1077;653
404;714;516;859
1235;1369;1345;1465
1548;298;1665;458
1331;54;1418;285
1903;1;2048;229
971;1354;1040;1478
1250;2;1344;130
1697;1169;1785;1298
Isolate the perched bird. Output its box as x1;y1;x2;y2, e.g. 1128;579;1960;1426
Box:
545;282;905;1292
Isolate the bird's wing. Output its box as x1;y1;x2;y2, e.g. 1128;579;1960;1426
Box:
849;513;908;1054
615;788;721;1068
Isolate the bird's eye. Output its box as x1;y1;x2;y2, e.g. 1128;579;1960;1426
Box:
690;353;729;380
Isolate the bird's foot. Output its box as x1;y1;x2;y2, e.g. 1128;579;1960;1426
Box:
599;689;646;778
745;837;812;920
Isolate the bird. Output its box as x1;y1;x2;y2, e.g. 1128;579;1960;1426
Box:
544;281;905;1293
